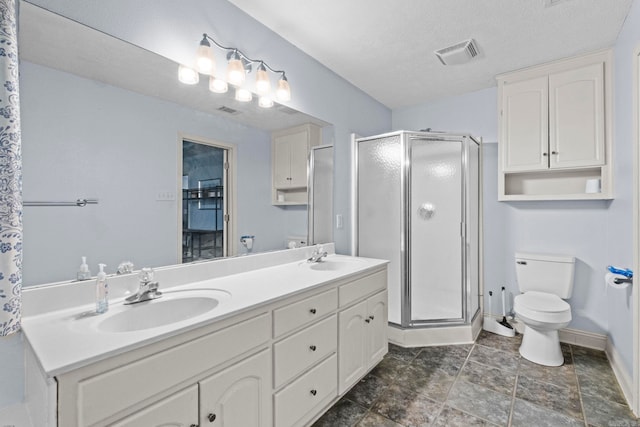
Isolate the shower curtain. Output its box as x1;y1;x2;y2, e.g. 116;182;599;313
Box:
0;0;22;336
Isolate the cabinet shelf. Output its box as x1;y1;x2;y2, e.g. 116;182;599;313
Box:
500;167;612;201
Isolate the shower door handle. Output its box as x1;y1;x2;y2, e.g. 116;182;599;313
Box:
418;203;435;220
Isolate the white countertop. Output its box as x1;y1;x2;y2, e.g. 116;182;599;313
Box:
22;251;387;377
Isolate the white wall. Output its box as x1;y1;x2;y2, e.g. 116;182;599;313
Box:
607;0;640;376
0;0;391;409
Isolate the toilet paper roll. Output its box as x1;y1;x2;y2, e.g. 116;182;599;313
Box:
585;178;601;194
605;272;630;290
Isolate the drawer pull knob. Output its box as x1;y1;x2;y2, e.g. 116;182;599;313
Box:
309;345;317;351
365;318;371;323
552;151;558;155
207;413;217;422
191;425;199;427
310;389;317;396
309;308;317;314
543;152;548;156
369;315;375;320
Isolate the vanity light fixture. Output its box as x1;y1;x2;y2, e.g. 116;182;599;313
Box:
258;96;274;108
178;64;199;85
235;87;253;102
178;32;292;107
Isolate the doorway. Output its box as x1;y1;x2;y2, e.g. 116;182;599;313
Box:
181;138;231;262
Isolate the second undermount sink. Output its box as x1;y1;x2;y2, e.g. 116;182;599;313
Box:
96;289;230;333
305;256;361;271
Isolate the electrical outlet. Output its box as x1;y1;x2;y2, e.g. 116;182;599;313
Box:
156;191;175;201
336;214;343;229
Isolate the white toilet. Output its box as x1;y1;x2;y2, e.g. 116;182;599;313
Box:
513;252;576;366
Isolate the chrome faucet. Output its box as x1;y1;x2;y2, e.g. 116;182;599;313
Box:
307;245;328;263
124;268;162;304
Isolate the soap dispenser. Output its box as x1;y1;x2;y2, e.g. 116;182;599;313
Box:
95;263;108;314
77;256;91;281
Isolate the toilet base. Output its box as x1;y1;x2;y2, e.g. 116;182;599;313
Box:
519;324;564;366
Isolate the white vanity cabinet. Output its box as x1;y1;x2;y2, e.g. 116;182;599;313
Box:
46;262;388;427
497;49;613;200
272;123;321;205
56;312;272;427
337;271;388;394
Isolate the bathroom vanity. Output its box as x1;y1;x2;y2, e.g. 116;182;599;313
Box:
21;245;388;427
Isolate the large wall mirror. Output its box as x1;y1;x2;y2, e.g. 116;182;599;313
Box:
19;2;333;286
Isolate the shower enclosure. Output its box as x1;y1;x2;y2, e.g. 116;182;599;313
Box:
355;131;480;332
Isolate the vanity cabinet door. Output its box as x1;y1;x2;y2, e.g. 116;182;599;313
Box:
338;300;368;394
199;349;272;427
111;385;198;427
366;290;388;367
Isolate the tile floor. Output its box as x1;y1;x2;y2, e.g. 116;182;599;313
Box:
313;331;639;427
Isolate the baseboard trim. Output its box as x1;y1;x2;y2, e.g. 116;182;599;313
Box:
558;327;607;350
388;313;482;347
483;314;607;350
605;340;634;411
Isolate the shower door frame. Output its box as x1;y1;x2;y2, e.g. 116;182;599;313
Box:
405;134;475;328
354;131;480;329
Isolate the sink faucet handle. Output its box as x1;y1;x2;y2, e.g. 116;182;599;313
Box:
139;267;154;283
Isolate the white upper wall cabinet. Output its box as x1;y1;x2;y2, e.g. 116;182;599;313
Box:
272;123;321;205
497;50;613;201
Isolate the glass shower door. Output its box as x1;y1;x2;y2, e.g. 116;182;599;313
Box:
357;134;403;325
409;138;464;323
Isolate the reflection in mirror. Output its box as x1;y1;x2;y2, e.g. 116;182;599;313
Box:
308;146;334;246
18;2;332;286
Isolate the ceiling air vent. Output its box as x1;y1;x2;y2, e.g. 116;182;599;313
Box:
217;106;240;115
434;39;479;66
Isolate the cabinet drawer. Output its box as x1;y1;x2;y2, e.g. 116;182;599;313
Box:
75;313;270;426
339;270;386;307
274;354;337;427
273;288;337;337
274;315;337;388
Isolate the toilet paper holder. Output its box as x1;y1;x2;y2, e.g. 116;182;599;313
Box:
607;265;633;285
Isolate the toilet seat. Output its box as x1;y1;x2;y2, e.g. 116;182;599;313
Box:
514;291;571;324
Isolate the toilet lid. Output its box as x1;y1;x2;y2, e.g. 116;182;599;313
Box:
515;291;570;313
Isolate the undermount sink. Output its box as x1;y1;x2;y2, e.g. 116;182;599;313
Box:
308;261;353;271
96;289;230;333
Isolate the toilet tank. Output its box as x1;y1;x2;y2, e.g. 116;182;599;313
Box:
515;252;576;298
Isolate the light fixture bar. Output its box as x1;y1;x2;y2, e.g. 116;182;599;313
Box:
183;32;291;104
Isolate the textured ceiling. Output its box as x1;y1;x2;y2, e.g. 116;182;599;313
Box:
227;0;634;108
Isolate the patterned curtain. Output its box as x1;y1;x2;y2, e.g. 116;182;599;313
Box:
0;0;21;336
